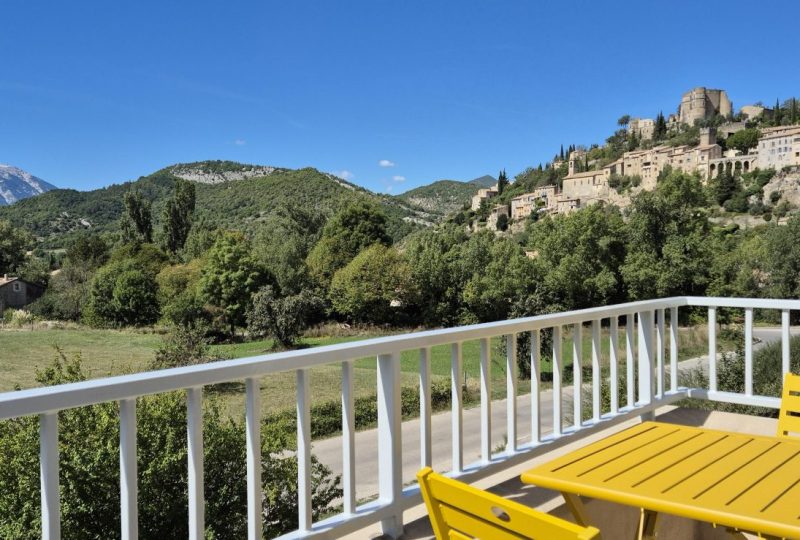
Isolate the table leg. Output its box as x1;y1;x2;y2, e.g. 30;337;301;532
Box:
637;508;659;540
561;492;591;527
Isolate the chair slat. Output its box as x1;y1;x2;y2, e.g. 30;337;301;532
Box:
778;373;800;439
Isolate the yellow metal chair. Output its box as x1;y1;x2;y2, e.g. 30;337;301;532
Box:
417;467;601;540
777;372;800;439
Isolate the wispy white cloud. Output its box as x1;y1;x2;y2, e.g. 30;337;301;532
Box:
378;159;396;168
333;170;355;180
234;139;246;146
392;175;406;182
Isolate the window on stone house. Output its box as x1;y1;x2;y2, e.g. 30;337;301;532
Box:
12;282;21;293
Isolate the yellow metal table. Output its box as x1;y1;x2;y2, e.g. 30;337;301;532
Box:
521;421;800;540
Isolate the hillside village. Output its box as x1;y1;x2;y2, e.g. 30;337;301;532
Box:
472;87;800;229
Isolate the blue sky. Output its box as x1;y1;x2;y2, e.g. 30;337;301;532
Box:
1;1;798;194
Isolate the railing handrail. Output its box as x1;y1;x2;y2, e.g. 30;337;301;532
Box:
4;295;799;420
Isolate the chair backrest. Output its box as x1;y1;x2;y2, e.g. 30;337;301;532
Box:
778;372;800;439
417;467;601;540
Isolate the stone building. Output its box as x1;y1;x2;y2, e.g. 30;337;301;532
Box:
740;104;768;120
510;185;557;220
628;118;655;140
470;184;499;211
678;87;732;125
756;126;800;170
486;204;509;230
0;275;44;312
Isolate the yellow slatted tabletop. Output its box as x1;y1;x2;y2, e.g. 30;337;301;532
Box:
521;421;800;539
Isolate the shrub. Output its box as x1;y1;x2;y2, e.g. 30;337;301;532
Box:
8;309;34;328
0;352;341;538
151;324;211;369
247;286;325;347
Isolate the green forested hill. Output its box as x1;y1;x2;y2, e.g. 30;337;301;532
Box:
396;179;480;217
0;163;423;247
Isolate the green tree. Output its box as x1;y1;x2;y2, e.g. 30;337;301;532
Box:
764;215;800;298
0;352;341;539
617;114;630;127
711;169;738;206
497;169;509;195
199;232;265;334
65;234;109;268
306;199;391;286
653;111;667;140
0;220;31;275
621;171;711;299
84;260;160;326
162;179;196;254
120;190;153;244
528;204;626;311
726;128;760;155
329;244;415;324
155;259;207;327
404;225;467;326
246;285;324;347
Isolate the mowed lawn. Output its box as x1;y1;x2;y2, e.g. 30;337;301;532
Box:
0;324;720;415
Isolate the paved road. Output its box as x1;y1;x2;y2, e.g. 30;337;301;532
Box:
311;326;800;500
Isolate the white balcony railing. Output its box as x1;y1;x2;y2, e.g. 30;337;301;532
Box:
0;296;798;539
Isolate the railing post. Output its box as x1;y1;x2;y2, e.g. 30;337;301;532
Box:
40;412;60;540
745;308;754;396
591;319;601;423
378;352;403;538
419;348;432;469
342;361;357;514
609;316;619;414
120;398;138;540
531;329;541;443
187;388;204;540
245;378;262;540
656;309;665;398
506;334;517;453
450;343;463;473
297;369;312;532
552;326;563;437
479;338;491;463
626;314;635;408
637;311;654;411
782;309;791;377
572;323;582;429
708;307;717;392
670;306;678;393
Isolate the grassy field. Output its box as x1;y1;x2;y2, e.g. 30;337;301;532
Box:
0;323;730;415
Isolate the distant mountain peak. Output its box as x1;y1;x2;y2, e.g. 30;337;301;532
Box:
468;175;497;188
0;164;57;205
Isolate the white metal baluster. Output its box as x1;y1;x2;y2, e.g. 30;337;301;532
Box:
670;307;678;393
638;311;654;406
342;361;356;514
656;309;665;398
40;411;60;540
451;343;463;472
120;398;138;540
626;314;635;407
552;326;563;437
572;323;582;429
591;320;601;423
609;316;619;414
297;369;312;531
419;348;432;469
479;338;491;463
506;334;517;453
709;307;717;392
377;353;403;538
187;388;204;540
245;378;262;540
531;329;541;443
782;310;791;377
745;308;754;396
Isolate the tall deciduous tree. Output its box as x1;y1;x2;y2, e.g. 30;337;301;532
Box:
726;128;760;155
306;199;391;286
199;232;264;334
162;179;196;254
0;219;31;274
121;190;153;244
